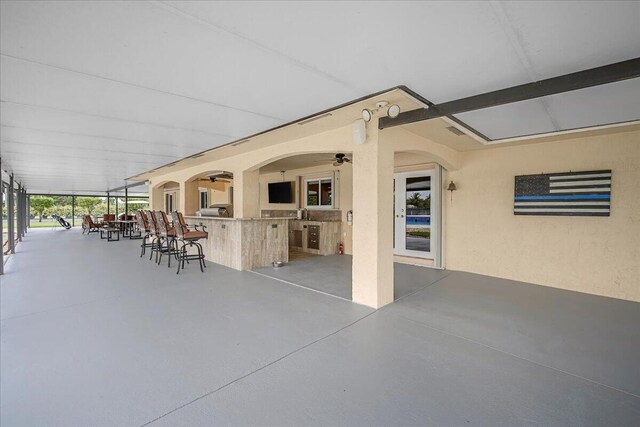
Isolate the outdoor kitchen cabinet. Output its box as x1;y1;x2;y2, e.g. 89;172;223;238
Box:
289;220;341;255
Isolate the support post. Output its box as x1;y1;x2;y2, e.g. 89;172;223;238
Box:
125;186;128;217
72;195;76;227
0;157;4;274
351;122;395;308
25;190;29;232
8;174;15;254
180;180;199;216
233;169;259;218
21;188;27;237
16;185;22;242
107;192;110;215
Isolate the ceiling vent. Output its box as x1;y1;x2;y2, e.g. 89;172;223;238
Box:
446;126;465;136
231;139;250;147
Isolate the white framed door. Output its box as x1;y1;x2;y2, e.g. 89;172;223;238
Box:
394;170;435;259
164;191;177;212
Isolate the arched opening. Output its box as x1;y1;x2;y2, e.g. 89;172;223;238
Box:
184;171;234;217
251;148;446;303
150;180;180;212
258;152;352;215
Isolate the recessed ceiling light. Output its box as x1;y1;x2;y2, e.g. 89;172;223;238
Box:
362;109;372;122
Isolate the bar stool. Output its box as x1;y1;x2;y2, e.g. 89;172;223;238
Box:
147;210;162;263
171;211;208;274
136;210;153;257
154;211;179;268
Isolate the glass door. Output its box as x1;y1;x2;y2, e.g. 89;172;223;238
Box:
394;171;434;259
165;192;176;213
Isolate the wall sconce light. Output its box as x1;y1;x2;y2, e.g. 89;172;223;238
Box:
447;181;457;202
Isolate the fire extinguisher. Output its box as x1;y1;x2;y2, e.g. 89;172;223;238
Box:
338;242;344;255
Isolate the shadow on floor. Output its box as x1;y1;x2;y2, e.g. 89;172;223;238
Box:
252;254;450;301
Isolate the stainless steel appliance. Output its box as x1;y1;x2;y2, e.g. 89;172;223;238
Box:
196;204;233;218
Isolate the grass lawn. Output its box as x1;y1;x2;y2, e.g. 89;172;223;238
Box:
30;220;66;228
29;219;80;228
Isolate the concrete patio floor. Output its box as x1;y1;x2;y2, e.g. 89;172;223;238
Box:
2;228;639;426
252;254;450;301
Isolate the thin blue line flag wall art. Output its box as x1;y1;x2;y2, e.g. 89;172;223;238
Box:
514;170;611;216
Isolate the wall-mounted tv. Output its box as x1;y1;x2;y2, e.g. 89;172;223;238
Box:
268;181;294;204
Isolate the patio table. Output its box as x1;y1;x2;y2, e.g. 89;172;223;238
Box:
116;220;140;239
100;227;120;242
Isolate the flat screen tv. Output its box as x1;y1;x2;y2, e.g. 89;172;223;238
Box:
268;181;294;204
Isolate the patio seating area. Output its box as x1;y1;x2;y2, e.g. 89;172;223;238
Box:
81;210;209;274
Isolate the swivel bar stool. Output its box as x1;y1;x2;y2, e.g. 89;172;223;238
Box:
171;211;208;274
136;210;153;257
154;211;179;268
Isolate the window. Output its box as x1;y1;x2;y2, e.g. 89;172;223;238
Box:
304;177;333;209
199;190;208;209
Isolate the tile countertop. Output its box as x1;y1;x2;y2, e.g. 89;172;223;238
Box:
184;216;341;223
184;216;293;221
289;219;341;224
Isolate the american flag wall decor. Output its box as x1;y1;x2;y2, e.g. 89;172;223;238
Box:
514;170;611;216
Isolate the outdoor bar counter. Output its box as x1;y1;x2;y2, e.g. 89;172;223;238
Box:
184;216;289;270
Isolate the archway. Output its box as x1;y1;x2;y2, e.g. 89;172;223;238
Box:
150;180;180;212
183;171;234;216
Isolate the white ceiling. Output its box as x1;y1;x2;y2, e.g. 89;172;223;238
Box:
1;1;638;193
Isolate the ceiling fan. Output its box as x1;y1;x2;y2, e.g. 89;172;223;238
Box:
308;153;353;167
332;153;352;167
198;172;233;183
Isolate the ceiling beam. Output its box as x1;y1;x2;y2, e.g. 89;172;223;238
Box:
380;57;640;130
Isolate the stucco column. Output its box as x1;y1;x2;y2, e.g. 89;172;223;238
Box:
181;180;199;215
351;123;394;308
149;182;164;210
233;169;260;218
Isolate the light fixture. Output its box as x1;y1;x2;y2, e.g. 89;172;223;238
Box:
447;181;457;202
387;104;401;118
361;101;401;122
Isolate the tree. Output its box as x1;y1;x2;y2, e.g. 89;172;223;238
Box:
76;197;102;216
30;196;54;222
50;204;73;219
407;192;430;209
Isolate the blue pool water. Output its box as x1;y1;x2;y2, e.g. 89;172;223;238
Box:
406;216;430;226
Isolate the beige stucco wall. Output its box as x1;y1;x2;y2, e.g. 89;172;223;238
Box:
445;129;640;302
145;118;639;305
